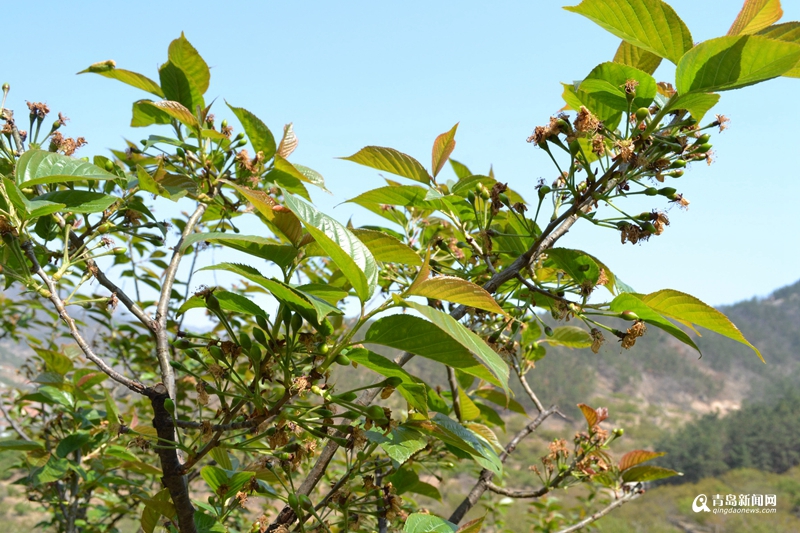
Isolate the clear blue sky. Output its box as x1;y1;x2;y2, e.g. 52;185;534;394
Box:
3;0;798;307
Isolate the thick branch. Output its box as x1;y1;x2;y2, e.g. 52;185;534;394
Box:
448;405;558;524
156;203;207;401
555;486;643;533
22;241;148;396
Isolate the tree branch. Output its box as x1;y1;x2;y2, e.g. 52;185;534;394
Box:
22;241;148;396
555;486;643;533
0;397;32;442
448;405;558;524
447;366;463;421
155;203;207;402
512;358;545;413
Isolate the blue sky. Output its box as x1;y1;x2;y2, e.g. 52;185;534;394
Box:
3;0;799;307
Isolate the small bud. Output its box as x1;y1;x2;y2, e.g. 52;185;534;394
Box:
613;428;624;437
669;159;686;169
693;143;712;153
634;107;650;122
695;133;711;144
538;185;552;199
234;132;245;141
335;354;350;366
619;310;639;321
644;187;658;196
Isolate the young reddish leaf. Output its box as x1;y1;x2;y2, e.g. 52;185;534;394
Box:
619;450;665;471
219;180;304;245
564;0;693;64
613;41;662;74
577;403;608;429
406;275;506;315
342;146;431;184
431;123;458;178
728;0;783;36
457;516;485;533
277;123;298;158
621;465;681;483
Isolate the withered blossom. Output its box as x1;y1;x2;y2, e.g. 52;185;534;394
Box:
574;106;600;133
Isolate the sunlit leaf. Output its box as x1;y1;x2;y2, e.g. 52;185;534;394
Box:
758;22;800;77
16;150;116;188
432;123;458;178
141;100;199;129
564;0;693;64
342;146;431;184
619;450;666;471
540;326;593;349
613;41;663;74
406;275;505;315
676;35;800;93
728;0;783;36
180;232;298;269
621;464;681;482
78;63;164;97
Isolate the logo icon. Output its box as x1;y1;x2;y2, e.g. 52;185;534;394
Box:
692;494;711;513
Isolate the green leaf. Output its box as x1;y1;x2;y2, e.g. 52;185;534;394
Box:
449;159;472;180
473;388;526;415
159;60;203;113
274;155;328;191
545;248;600;287
180;232;297;269
140;101;199;129
406;301;510;393
195;511;226;533
296;284;349;305
364;314;501;387
78;63;164;97
33;348;73;375
32;191;119;214
198;263;340;324
641;289;763;361
15;150;116;188
347;348;429;414
131;99;173;127
0;440;44;451
662;92;721;121
366;426;428;464
609;292;701;353
404;513;458;533
55;431;91;458
614;41;663;74
458;389;481;421
619;450;665;471
209;447;233;470
432;123;458;178
564;0;693;64
758;22;800;77
200;465;228;493
352;228;422;266
168;33;210;97
178;290;268;318
141;489;176;533
540;326;593;349
621;464;681;482
728;0;783;36
38;386;74;408
36;455;69;484
226;102;276;161
342;146;431;184
347;184;433;209
284;194;378;302
676;35;800;94
430;413;502;476
575;62;657;118
406;276;505;315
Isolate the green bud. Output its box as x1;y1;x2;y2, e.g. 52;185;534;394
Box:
619;310;639;321
634;107;650;121
208;344;224;361
499;193;510;206
236;138;247;147
365;405;386;421
544;326;553;337
112;247;126;255
695;133;711;144
340;410;360;420
316;409;334;418
356;450;367;461
644;187;658;196
206;293;221;313
336;391;358;402
384;376;403;388
641;222;657;233
694;143;712;153
669;159;686;169
221;119;228;129
249;344;262;362
657;187;677;197
234;132;245;141
555;118;571;132
253;328;268;347
335;354;351;366
478;183;490;200
667;170;684;178
568;139;580;156
163;398;175;413
538;185;552;198
613;428;624;437
299;495;313;510
173;338;193;350
311;385;323;396
290;312;303;334
287;493;299;510
184;348;203;363
467;190;476;204
1;83;9;93
52;119;62;131
256;315;269;330
239;333;252;351
318;342;330;355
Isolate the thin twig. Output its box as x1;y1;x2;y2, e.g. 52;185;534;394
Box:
0;398;32;441
22;241;148;396
512;358;545;413
447;366;463;421
448;405;558;524
155;203;207;401
555;486;643;533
